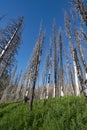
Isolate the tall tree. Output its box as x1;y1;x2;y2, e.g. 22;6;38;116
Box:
29;26;45;110
72;0;87;25
1;64;17;102
52;21;58;97
0;17;23;77
65;12;80;96
74;29;87;79
58;28;64;96
73;48;87;97
42;52;50;99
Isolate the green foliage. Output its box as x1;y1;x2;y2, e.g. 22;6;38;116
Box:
0;96;87;130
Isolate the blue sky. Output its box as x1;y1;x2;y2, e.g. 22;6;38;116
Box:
0;0;70;76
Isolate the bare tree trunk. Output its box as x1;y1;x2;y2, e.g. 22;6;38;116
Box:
65;12;80;96
1;64;17;102
72;50;80;95
29;27;45;110
73;49;87;97
68;64;75;95
0;17;23;62
52;21;57;97
72;0;87;25
58;28;64;97
74;30;87;79
30;76;36;111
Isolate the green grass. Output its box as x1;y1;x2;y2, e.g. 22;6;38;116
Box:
0;96;87;130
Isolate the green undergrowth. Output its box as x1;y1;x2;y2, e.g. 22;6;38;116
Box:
0;96;87;130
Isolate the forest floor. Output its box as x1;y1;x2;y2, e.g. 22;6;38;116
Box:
0;96;87;130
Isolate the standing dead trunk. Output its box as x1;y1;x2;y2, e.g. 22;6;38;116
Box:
30;77;36;111
58;28;64;96
29;27;45;110
74;30;87;79
72;50;80;95
0;17;23;62
52;21;57;97
1;64;17;102
72;0;87;25
65;12;80;96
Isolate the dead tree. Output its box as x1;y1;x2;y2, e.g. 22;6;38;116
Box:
14;72;20;86
16;57;33;101
0;17;23;60
28;27;45;110
74;30;87;79
73;48;87;97
63;42;75;95
65;12;80;96
64;62;75;95
52;21;58;97
42;38;53;99
58;28;64;96
49;39;53;97
9;72;21;101
0;31;22;77
42;71;46;99
13;70;22;98
0;17;23;100
71;0;87;25
9;64;18;86
42;52;50;99
15;70;26;101
24;58;33;97
0;17;23;80
0;17;23;72
1;64;17;102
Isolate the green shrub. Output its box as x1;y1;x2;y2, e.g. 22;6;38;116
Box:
0;96;87;130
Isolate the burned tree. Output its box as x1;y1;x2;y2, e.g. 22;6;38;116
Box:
71;0;87;25
42;52;50;99
15;70;26;101
58;28;64;96
74;29;87;79
1;64;17;102
65;12;80;96
0;17;23;101
73;49;87;97
28;26;45;110
41;38;53;99
0;17;23;78
52;21;58;97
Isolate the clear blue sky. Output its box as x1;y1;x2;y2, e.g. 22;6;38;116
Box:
0;0;70;75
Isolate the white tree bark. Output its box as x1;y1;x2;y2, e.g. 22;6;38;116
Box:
73;60;80;96
53;84;56;98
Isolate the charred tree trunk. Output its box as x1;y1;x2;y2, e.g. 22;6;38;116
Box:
1;64;17;102
72;0;87;25
0;17;23;78
65;12;80;96
0;17;23;62
74;30;87;79
29;26;45;110
52;21;57;97
30;67;38;111
58;28;64;96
